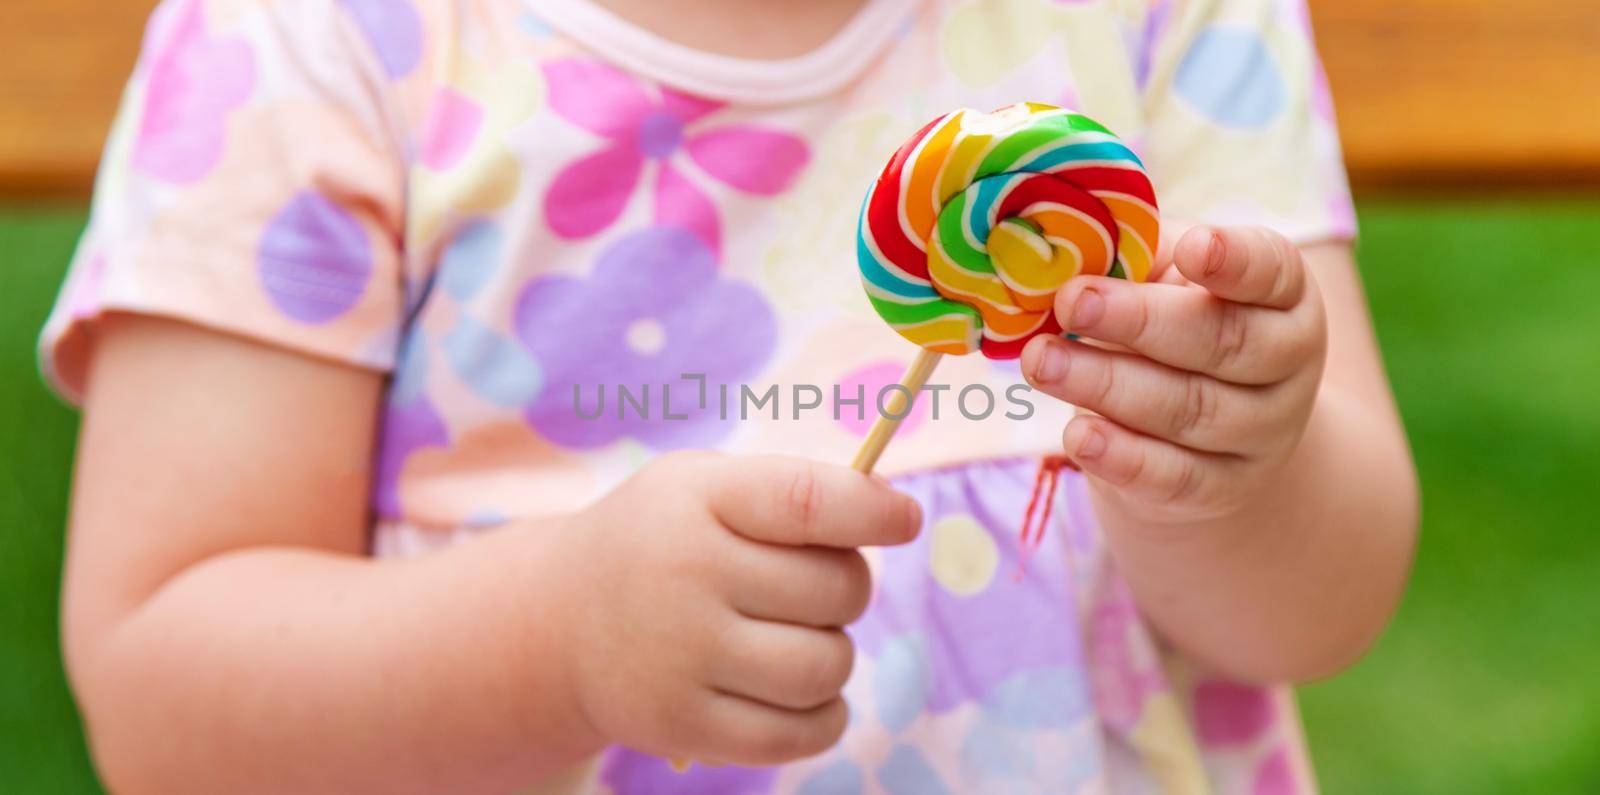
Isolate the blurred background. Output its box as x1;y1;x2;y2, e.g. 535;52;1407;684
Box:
2;1;1597;792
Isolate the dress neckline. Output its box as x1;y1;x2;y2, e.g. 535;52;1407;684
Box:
530;0;921;104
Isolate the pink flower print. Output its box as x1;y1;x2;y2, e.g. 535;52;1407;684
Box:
133;0;256;184
836;360;931;438
541;58;810;256
1087;577;1168;735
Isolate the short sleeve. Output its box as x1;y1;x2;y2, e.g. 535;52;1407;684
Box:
1136;0;1356;246
39;0;411;403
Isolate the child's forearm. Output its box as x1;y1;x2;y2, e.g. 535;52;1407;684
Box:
1095;385;1418;682
69;519;602;795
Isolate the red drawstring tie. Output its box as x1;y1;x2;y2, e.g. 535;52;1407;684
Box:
1014;454;1077;578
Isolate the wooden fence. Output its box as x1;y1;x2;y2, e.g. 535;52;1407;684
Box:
1;0;1597;195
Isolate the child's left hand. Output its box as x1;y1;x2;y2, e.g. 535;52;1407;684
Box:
1021;225;1328;523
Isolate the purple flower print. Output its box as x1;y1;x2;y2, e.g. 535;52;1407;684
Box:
372;396;450;519
133;0;256;184
514;226;777;450
541;58;811;257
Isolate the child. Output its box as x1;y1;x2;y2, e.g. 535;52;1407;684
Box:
42;0;1417;792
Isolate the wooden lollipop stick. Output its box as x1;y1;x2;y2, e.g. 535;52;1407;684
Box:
851;348;944;474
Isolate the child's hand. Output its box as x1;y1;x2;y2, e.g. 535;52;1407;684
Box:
1022;226;1328;523
560;452;921;766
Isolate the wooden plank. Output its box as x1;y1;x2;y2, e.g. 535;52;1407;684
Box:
1309;0;1600;186
0;0;158;197
0;0;1596;193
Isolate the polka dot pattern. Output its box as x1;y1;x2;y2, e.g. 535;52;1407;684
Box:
872;633;932;733
983;667;1091;729
438;220;503;302
419;88;485;171
257;191;373;324
1253;746;1297;795
1174;26;1288;128
389;324;430;405
442;316;544;407
879;745;952;795
961;719;1033;779
1194;679;1274;747
41;3;1350;792
929;513;999;596
133;0;255;184
337;0;423;79
795;759;864;795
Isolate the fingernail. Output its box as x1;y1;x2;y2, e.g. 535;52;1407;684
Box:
1073;425;1107;460
1203;229;1226;277
1069;288;1105;330
1030;339;1070;383
906;498;924;534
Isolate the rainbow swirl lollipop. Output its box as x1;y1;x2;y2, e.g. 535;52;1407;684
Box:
850;103;1159;472
858;102;1159;360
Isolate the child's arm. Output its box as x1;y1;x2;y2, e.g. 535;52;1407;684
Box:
1020;227;1418;682
65;315;918;794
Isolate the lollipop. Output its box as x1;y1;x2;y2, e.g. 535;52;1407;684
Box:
852;103;1160;472
673;103;1158;774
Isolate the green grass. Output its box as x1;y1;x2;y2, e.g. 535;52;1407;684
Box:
2;197;1598;792
0;206;101;793
1298;196;1600;793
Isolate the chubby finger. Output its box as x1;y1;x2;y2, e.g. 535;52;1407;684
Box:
708;621;856;712
711;456;922;549
1056;276;1315;385
1173;226;1307;310
1062;414;1242;511
1022;336;1273;455
727;544;872;627
691;693;848;766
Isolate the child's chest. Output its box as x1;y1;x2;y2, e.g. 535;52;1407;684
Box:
399;0;1145;340
373;0;1137;526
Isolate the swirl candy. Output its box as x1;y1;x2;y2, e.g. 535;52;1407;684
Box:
858;102;1160;360
847;103;1160;473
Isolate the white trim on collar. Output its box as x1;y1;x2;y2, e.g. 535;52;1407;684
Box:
530;0;921;105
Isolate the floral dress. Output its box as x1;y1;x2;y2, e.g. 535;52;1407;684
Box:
42;0;1354;791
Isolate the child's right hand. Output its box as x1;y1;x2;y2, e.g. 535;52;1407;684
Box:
559;452;922;766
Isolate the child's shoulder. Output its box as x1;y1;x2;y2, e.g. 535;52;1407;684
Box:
168;0;526;69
